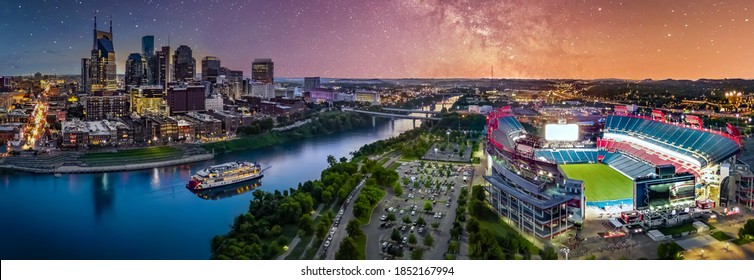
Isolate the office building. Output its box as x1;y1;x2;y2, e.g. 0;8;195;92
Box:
80;58;90;92
205;93;224;112
201;56;221;83
86;16;117;91
142;35;155;84
304;77;320;91
173;45;196;82
167;85;206;115
250;83;275;99
125;53;147;87
251;58;274;84
83;91;129;121
130;86;165;115
154;46;171;88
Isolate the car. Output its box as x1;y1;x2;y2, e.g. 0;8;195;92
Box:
401;225;407;232
411;210;416;216
418;228;424;234
399;209;405;215
380;215;387;221
382;242;389;249
387;207;395;212
410;226;415;232
339;209;344;215
446;202;451;207
402;237;408;244
324;240;331;247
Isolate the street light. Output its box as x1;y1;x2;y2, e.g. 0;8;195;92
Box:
560;247;571;260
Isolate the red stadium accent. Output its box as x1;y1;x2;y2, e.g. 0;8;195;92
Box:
726;123;741;138
614;105;628;116
684;115;703;129
651;110;666;122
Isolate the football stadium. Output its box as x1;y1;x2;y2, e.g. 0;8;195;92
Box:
483;106;743;239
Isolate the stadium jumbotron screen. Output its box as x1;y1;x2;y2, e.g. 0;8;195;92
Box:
545;124;579;141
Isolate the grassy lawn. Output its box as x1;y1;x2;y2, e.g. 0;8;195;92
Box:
559;163;633;201
388;162;401;171
710;231;735;241
475;207;539;255
400;155;419;162
285;215;325;260
80;146;183;166
659;223;696;235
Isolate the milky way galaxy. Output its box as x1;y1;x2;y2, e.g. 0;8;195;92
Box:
1;0;752;79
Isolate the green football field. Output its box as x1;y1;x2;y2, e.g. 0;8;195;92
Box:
559;163;633;202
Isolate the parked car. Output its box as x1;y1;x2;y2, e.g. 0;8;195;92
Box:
380;215;387;221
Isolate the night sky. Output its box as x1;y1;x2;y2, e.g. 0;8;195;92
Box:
1;0;752;79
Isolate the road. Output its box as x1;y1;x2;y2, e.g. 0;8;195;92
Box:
322;154;401;260
320;177;367;260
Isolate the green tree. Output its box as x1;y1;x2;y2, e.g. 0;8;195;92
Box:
299;214;313;235
424;201;433;212
408;233;418;245
346;219;363;238
391;228;401;242
335;237;360;260
738;219;754;240
403;216;411;224
394;184;403;197
416;217;426;226
540;246;558;260
316;219;329;240
466;217;480;234
270;225;282;236
431;222;440;229
423;233;434;247
327;155;337;167
411;249;424;260
387;213;396;221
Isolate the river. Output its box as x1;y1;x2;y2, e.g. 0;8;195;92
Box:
0;107;446;259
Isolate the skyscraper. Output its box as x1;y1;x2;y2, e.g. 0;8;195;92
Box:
173;45;196;82
142;35;155;84
80;58;90;92
251;58;274;84
88;16;117;91
141;35;154;57
155;46;171;89
201;56;221;83
125;53;147;87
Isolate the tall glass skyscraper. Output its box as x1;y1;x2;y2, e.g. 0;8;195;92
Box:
86;16;116;91
142;35;155;85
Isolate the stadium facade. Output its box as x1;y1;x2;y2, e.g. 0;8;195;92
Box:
484;106;742;239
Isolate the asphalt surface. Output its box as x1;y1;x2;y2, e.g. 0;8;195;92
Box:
364;161;472;259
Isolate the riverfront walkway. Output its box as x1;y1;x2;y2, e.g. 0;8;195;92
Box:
0;144;214;174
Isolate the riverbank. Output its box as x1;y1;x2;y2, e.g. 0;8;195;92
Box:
1;153;214;174
203;110;371;154
0;145;213;174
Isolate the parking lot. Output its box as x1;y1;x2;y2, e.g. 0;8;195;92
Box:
364;160;473;259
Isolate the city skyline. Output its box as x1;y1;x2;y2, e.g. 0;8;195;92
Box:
1;0;753;79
